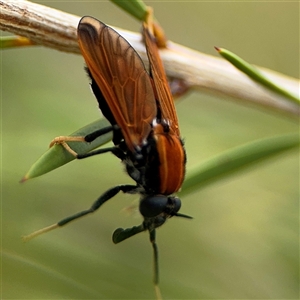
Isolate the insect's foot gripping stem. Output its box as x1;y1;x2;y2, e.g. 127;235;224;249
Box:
49;136;85;157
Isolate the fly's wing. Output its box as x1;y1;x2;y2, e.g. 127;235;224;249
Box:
142;22;180;136
77;16;157;152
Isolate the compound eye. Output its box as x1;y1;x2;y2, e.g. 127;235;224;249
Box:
139;195;168;218
170;196;181;214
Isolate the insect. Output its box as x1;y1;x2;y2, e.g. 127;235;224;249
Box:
25;14;192;297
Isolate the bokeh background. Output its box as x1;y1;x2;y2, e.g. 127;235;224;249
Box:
2;1;299;299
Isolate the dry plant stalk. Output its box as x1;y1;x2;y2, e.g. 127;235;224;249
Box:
1;0;299;116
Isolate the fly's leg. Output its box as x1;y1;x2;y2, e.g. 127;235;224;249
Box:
23;184;137;242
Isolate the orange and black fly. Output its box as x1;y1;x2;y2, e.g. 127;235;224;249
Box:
25;14;192;297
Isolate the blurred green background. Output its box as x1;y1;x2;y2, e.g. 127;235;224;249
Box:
2;1;299;299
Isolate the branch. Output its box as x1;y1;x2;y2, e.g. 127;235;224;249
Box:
1;0;299;116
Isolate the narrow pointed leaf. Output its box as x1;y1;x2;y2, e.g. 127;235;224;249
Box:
110;0;148;21
21;119;112;181
181;133;299;196
0;36;34;49
110;0;167;48
215;47;300;105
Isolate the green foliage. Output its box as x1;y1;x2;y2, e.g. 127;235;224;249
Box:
110;0;148;21
182;133;299;195
0;36;34;49
22;119;111;180
216;47;300;105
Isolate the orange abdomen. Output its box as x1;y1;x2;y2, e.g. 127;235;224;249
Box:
153;124;186;195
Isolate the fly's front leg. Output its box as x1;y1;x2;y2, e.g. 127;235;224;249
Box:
49;125;117;157
77;147;125;160
49;136;85;156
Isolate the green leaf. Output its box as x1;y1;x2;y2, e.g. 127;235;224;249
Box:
181;133;299;196
109;0;167;48
21;119;112;181
0;36;34;49
215;47;300;106
110;0;148;21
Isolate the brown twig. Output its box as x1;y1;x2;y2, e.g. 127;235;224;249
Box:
1;0;299;116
